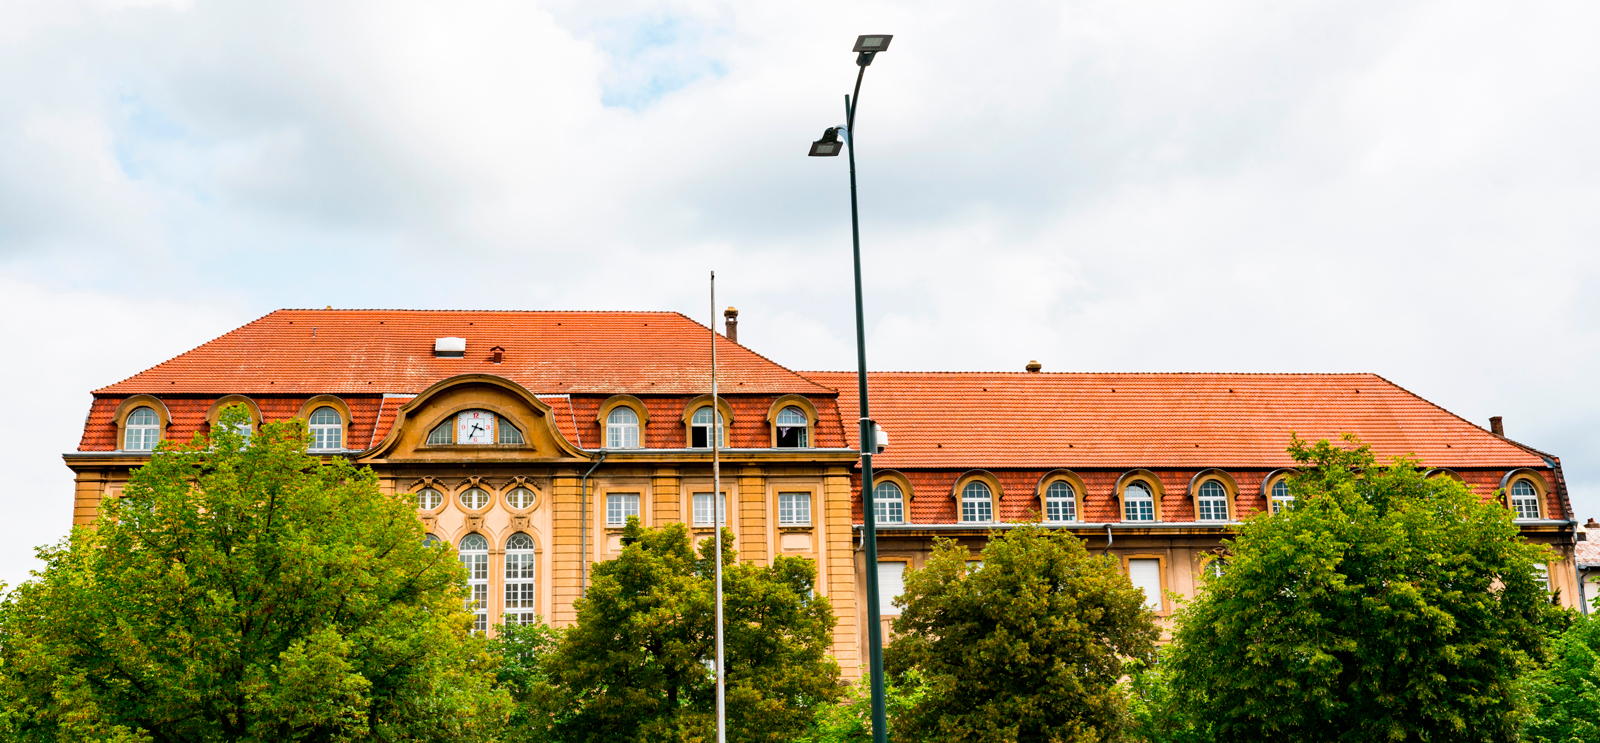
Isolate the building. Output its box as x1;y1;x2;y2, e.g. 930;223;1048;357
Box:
64;308;1587;676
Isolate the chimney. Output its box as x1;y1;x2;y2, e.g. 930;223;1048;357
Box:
1489;416;1504;436
1025;360;1042;372
724;307;739;343
490;346;504;364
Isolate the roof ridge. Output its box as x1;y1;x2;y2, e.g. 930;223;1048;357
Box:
799;370;1381;377
272;308;685;314
667;312;836;395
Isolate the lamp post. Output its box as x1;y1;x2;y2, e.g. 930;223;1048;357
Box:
808;32;893;743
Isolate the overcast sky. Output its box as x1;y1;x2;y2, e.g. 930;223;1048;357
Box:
2;0;1598;589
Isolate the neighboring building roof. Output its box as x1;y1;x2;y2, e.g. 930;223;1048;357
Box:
805;371;1549;471
1578;523;1600;567
96;309;831;397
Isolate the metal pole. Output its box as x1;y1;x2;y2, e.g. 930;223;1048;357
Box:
711;271;726;743
845;68;889;743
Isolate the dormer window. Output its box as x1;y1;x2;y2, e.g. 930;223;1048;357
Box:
607;407;641;449
1510;479;1541;520
308;407;342;451
960;481;993;523
775;406;809;448
125;407;160;451
1196;480;1228;521
1045;481;1076;523
690;407;725;448
1124;483;1155;522
1270;479;1293;514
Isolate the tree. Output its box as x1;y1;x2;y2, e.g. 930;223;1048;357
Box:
883;524;1160;743
1162;435;1558;742
0;406;508;742
800;667;928;743
542;519;842;743
1523;611;1600;742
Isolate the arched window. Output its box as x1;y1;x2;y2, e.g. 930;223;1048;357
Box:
1270;479;1293;515
505;533;537;626
458;533;489;632
423;533;441;547
417;488;443;511
1510;479;1541;520
125;407;160;451
874;481;904;524
1196;480;1228;521
308;407;342;451
775;406;809;448
426;421;452;445
607;407;640;449
1045;481;1076;523
498;420;525;445
507;487;535;510
690;407;724;448
460;487;490;511
1124;483;1155;522
961;481;993;523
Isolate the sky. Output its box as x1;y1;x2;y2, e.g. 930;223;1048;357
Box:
2;0;1598;589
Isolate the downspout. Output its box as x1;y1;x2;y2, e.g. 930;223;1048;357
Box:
1105;524;1114;555
579;451;608;596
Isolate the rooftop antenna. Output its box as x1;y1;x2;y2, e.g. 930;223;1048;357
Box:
710;270;726;743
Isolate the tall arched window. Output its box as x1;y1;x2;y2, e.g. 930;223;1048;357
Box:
874;481;904;524
1045;481;1076;523
1510;479;1541;520
1124;483;1155;522
775;406;809;448
607;407;640;449
690;407;724;448
505;533;537;626
458;533;489;632
1197;480;1228;521
308;407;342;451
961;481;993;523
125;407;160;451
1270;479;1293;515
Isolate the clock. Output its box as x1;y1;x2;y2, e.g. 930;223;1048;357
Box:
456;411;496;445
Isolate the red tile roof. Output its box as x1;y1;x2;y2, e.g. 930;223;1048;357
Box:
805;371;1548;471
1578;523;1599;567
95;310;831;397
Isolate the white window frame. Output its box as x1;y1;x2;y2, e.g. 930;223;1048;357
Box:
778;492;811;526
607;493;641;527
417;488;443;511
1270;479;1293;515
459;533;490;632
498;420;524;445
308;407;343;451
607;407;641;449
1128;557;1164;611
1044;481;1076;523
125;407;160;451
692;492;727;526
504;533;537;626
873;481;904;524
960;481;993;523
1123;483;1155;522
877;561;907;616
690;407;724;449
460;487;490;511
1196;480;1229;522
426;422;452;445
1510;479;1541;521
775;406;809;448
506;486;535;510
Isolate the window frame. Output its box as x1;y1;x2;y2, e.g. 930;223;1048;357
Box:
1509;479;1542;521
296;396;351;453
416;486;444;512
503;532;539;626
113;395;171;453
1123;553;1171;615
1499;469;1551;521
458;533;491;632
1115;471;1164;523
458;485;492;512
606;406;642;449
875;557;913;618
307;406;345;451
1195;480;1229;522
1035;470;1086;525
204;396;262;443
778;491;812;526
691;491;729;528
960;481;995;524
688;406;726;449
872;478;907;525
766;395;819;449
1122;482;1156;522
606;492;642;527
125;406;162;451
681;396;734;449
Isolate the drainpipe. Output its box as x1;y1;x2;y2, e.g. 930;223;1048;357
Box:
579;451;608;596
1105;524;1115;555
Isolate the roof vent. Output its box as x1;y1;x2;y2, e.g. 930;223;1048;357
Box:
490;346;504;364
1025;360;1042;372
435;337;466;358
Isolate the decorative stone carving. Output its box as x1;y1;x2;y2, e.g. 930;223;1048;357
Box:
466;513;484;531
511;512;530;530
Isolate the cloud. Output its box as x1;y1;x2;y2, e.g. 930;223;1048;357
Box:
2;0;1598;586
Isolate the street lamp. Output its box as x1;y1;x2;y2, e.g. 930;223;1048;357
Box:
809;32;893;743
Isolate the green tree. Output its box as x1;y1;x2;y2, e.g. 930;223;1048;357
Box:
800;667;928;743
1523;611;1600;742
494;618;565;743
543;519;842;743
884;524;1160;743
0;406;508;742
1163;435;1557;741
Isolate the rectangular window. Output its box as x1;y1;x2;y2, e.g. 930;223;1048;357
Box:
874;497;903;524
1534;564;1551;591
1198;498;1228;521
877;561;906;616
1128;558;1162;611
1125;500;1154;522
779;492;811;526
1512;497;1541;520
607;493;641;527
1046;497;1074;522
693;493;726;526
961;498;992;523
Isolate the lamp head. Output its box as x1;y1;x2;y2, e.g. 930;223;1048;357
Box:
808;127;843;157
853;34;892;65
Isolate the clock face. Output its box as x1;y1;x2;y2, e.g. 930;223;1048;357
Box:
456;411;496;445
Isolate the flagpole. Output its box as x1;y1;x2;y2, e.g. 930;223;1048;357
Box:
711;271;726;743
